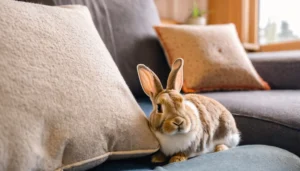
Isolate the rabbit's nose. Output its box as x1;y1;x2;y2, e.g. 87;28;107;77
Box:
172;117;184;127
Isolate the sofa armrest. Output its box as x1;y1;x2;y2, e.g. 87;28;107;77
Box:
248;50;300;89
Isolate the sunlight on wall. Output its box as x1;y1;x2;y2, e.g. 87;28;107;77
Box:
154;0;207;23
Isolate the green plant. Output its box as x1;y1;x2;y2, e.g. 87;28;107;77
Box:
191;1;206;18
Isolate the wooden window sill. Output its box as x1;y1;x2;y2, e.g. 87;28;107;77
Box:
160;18;179;25
259;40;300;52
243;43;260;52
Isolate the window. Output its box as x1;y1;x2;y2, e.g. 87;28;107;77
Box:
259;0;300;45
208;0;300;52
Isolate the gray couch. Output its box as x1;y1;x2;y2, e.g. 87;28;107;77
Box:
22;0;300;170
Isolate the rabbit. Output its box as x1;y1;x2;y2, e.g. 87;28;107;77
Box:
136;58;240;164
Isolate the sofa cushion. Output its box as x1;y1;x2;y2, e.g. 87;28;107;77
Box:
203;90;300;156
90;145;300;171
0;1;159;170
137;90;300;157
154;24;270;93
249;50;300;89
50;0;170;97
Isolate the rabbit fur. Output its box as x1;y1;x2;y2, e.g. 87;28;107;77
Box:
137;58;240;163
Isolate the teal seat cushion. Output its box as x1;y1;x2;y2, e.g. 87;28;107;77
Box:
89;145;300;171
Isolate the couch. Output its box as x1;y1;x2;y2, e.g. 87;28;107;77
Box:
18;0;300;170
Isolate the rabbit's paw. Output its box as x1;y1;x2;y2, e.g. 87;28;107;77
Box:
214;144;229;152
169;152;187;163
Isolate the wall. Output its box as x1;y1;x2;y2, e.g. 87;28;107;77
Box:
154;0;208;23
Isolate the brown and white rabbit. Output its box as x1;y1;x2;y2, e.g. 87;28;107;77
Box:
136;58;240;163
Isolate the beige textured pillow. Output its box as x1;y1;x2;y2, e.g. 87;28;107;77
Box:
0;1;159;171
154;24;270;93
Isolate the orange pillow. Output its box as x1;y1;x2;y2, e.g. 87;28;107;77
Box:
154;24;270;93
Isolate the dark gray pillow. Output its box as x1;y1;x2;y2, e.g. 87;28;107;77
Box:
51;0;170;97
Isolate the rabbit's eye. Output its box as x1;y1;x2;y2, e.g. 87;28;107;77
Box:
157;104;163;113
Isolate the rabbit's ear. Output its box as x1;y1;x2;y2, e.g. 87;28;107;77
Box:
137;64;163;98
167;58;184;92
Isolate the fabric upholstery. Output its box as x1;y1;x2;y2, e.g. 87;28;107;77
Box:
16;0;55;5
248;50;300;89
0;1;158;170
203;90;300;156
90;145;300;171
154;24;270;93
137;90;300;156
49;0;170;97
